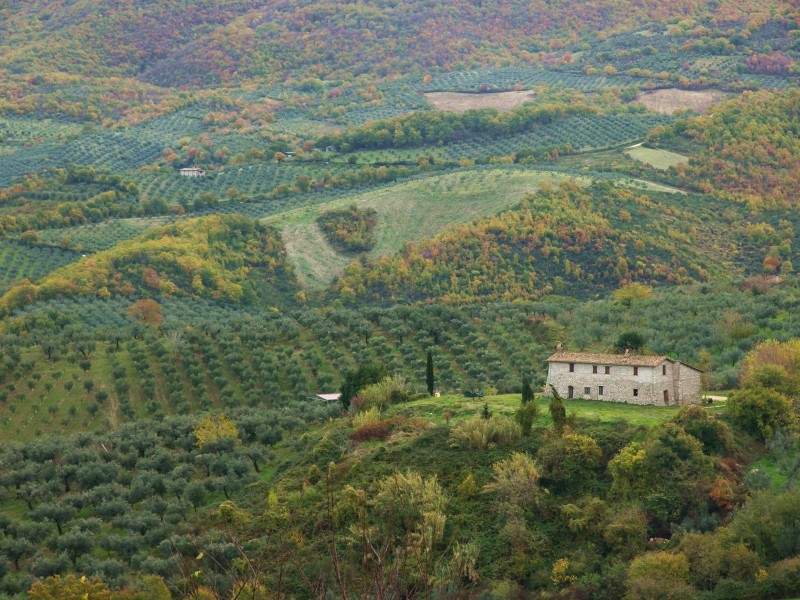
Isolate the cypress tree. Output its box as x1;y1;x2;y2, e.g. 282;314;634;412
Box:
548;385;567;434
426;349;435;396
521;374;533;404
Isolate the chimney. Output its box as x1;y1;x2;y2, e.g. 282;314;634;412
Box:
624;348;630;357
556;342;563;351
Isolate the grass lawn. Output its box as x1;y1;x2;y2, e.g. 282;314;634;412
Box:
391;393;727;428
270;167;584;288
625;145;689;170
749;455;788;490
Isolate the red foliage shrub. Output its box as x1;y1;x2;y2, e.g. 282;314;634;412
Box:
349;421;391;442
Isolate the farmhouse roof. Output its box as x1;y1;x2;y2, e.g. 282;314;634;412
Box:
315;393;342;402
547;351;704;372
547;351;669;367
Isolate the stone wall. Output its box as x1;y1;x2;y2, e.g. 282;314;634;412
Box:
545;359;700;406
676;363;702;404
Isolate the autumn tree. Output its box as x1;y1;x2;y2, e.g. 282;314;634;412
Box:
126;299;163;328
728;387;793;441
193;414;241;453
613;282;654;307
625;551;693;600
28;575;111;600
483;452;541;509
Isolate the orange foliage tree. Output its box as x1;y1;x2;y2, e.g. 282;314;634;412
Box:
126;299;163;327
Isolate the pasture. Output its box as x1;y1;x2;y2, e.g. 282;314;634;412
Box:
391;393;727;428
270;167;585;288
625;145;689;170
634;88;728;115
424;90;537;112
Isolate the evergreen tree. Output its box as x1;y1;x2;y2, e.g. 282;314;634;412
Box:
426;349;435;396
482;402;491;420
340;364;386;410
521;374;533;404
549;385;567;434
515;399;539;437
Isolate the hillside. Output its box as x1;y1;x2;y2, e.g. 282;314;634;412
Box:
4;278;800;440
2;1;800;598
650;89;800;207
3;0;796;88
0;384;797;598
273;168;586;289
330;181;762;304
0;215;295;317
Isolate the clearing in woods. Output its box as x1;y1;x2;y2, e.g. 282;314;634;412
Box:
424;90;537;113
271;168;582;289
634;88;728;114
625;145;689;170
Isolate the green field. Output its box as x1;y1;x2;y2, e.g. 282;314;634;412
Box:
625;145;689;170
390;393;728;429
269;167;586;288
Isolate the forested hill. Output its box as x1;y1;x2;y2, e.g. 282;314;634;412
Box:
330;182;769;304
1;0;797;87
650;89;800;208
0;215;296;317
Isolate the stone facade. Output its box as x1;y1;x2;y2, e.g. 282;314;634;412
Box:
545;351;702;406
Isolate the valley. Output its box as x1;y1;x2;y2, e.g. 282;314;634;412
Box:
0;2;799;598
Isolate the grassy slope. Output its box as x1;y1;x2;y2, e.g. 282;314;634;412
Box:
393;393;727;429
625;146;689;170
270;168;588;289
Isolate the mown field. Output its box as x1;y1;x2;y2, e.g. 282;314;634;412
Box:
625;145;689;170
270;168;587;288
391;393;728;429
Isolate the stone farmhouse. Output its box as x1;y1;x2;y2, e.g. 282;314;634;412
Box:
180;167;205;177
545;346;702;405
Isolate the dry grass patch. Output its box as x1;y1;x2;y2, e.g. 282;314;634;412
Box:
424;91;536;113
634;89;728;115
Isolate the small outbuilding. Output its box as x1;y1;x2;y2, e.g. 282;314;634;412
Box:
545;346;702;405
314;393;342;403
180;167;205;177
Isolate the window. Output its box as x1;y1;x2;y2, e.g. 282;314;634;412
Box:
569;363;575;373
584;387;591;395
604;366;610;375
598;386;604;396
633;366;639;376
568;386;574;399
592;365;598;374
633;389;639;397
664;390;669;403
662;365;667;376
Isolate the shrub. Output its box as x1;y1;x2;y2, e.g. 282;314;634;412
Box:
349;421;391;442
767;556;800;596
449;415;521;450
357;374;409;411
626;551;693;600
352;406;381;430
317;205;377;253
728;386;793;441
483;452;541;508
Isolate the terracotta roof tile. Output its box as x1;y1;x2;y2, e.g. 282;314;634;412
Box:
546;352;669;367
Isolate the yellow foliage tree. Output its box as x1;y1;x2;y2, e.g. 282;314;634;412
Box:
613;282;654;307
28;575;111;600
194;414;240;452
